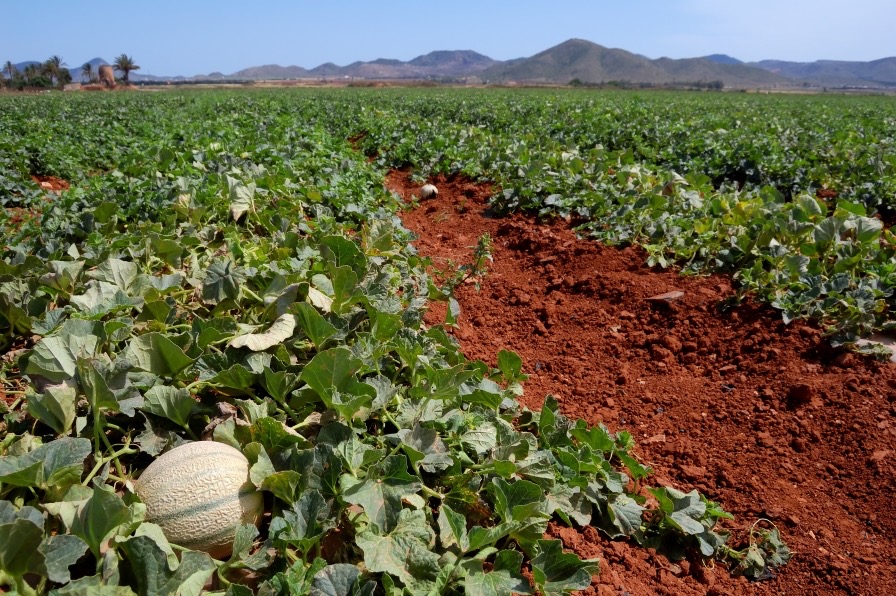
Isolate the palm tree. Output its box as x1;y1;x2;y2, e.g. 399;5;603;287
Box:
2;61;14;87
23;63;44;87
113;54;140;85
42;55;67;88
81;62;94;83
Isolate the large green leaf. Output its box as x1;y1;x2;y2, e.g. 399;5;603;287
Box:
310;563;369;596
262;470;303;506
70;280;138;317
299;348;376;419
141;386;197;429
40;534;90;584
292;445;342;499
489;478;547;525
329;266;360;314
531;540;599;595
0;289;32;336
356;509;440;592
27;385;77;436
462;550;531;596
320;236;366;275
227;176;256;222
241;416;311;454
39;260;85;294
437;504;468;551
202;259;246;304
25;333;99;383
71;482;132;559
598;493;644;539
0;437;91;489
270;490;332;554
126;333;194;377
261;368;301;403
300;347;361;397
90;258;139;293
649;487;707;535
390;424;453;473
119;536;216;596
77;357;121;412
341;455;421;532
0;510;45;578
294;303;338;349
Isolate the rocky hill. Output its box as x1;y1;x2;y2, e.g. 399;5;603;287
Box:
480;39;786;87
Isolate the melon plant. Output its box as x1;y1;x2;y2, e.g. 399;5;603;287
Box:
134;441;263;558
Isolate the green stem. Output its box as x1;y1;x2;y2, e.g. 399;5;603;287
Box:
386;440;404;458
99;429;127;479
421;484;445;500
216;565;232;588
382;409;400;429
274;397;303;427
184;380;207;392
182;425;199;440
241;287;264;304
83;445;138;485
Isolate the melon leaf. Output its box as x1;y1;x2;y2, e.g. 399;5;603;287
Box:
229;314;296;351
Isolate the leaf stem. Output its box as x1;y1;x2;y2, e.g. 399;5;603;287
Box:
421;484;445;500
99;428;128;479
241;287;264;304
83;443;138;485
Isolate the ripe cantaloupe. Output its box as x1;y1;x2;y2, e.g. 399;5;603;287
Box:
135;441;263;558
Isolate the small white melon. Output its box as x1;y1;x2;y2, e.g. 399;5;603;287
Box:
135;441;263;558
420;184;439;199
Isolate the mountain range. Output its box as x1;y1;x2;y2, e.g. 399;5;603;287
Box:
13;39;896;89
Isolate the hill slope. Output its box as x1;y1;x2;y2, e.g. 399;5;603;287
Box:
481;39;786;87
230;64;311;79
751;57;896;88
233;50;498;80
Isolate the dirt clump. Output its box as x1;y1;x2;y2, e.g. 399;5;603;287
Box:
389;169;896;595
30;175;69;192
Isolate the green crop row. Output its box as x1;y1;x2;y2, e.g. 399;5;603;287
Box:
332;88;896;344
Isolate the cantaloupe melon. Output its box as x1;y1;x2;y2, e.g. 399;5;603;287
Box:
135;441;263;558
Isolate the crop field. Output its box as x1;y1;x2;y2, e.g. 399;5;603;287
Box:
0;88;895;595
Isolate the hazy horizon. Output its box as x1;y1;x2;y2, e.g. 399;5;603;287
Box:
3;0;894;77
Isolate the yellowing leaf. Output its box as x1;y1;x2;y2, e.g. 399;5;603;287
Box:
307;287;332;313
229;314;296;351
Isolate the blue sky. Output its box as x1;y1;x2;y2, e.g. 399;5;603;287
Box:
3;0;893;76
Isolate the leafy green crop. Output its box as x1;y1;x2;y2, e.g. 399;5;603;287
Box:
0;89;797;594
334;88;896;344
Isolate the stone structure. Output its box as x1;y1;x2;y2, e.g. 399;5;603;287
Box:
98;64;115;88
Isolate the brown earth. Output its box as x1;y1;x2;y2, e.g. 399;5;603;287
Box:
387;169;896;595
30;175;70;192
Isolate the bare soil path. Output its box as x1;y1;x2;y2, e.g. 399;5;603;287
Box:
388;169;896;595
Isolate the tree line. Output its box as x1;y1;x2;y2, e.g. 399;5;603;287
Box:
2;54;140;90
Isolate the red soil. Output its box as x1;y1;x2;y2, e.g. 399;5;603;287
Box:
388;169;896;596
30;175;70;192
